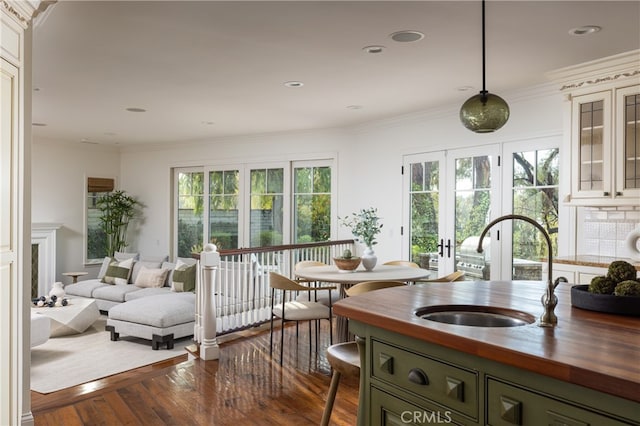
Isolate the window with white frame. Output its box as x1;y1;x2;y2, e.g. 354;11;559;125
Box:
173;159;334;255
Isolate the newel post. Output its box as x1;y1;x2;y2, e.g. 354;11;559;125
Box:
196;243;220;360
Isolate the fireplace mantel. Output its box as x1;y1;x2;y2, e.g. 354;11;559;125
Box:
32;223;62;296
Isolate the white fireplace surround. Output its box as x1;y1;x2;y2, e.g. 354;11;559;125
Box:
32;223;62;297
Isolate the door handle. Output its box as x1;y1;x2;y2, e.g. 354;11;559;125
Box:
437;239;444;257
445;239;452;258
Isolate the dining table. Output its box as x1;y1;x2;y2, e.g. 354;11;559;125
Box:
295;264;432;342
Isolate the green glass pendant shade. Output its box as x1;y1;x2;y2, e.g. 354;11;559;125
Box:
459;92;510;133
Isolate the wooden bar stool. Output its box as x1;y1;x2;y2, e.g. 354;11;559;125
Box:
320;280;405;425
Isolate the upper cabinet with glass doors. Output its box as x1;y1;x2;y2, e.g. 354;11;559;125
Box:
549;50;640;205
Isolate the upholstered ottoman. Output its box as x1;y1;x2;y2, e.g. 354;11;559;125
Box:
106;292;195;350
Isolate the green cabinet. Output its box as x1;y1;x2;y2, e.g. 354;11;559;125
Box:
352;321;639;426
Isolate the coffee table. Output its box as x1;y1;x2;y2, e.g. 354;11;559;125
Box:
32;298;100;337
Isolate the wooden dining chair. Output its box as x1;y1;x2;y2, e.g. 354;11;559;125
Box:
320;280;406;426
269;272;336;366
382;260;420;268
418;270;465;282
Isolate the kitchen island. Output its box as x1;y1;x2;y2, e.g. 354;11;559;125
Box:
333;280;639;425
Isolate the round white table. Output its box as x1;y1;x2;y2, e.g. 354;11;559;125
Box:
295;264;431;285
295;264;432;342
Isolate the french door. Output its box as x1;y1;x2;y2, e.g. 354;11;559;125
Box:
404;145;501;280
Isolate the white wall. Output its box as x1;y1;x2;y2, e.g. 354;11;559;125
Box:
31;139;120;280
116;83;565;264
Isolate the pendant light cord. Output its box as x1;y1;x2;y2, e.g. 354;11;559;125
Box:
481;0;487;100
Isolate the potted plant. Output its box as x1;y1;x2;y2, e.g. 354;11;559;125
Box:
96;190;143;257
333;248;361;272
339;208;383;271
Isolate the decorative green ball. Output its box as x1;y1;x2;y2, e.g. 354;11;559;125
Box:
613;280;640;297
588;276;616;295
607;260;637;283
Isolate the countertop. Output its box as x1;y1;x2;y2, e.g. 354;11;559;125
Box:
333;280;640;403
555;255;640;270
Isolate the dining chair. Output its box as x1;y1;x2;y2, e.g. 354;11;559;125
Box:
269;272;336;366
382;260;420;268
320;280;406;426
418;270;465;282
294;261;339;306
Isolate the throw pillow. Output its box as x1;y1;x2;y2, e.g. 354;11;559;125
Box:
102;257;134;285
97;256;113;280
135;266;169;288
171;260;197;292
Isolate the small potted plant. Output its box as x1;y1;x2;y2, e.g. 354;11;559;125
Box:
333;249;361;272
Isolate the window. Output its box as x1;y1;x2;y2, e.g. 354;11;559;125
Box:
511;148;560;279
209;169;239;250
250;168;284;247
293;164;332;243
176;169;204;257
85;177;114;263
173;159;333;255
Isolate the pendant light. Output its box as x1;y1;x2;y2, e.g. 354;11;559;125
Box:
460;0;509;133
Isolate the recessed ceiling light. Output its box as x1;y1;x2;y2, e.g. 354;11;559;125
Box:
32;122;47;126
389;30;425;43
363;45;385;54
284;81;304;88
201;121;215;125
568;25;601;36
125;107;147;112
346;105;363;110
457;86;474;92
33;88;40;92
80;138;99;144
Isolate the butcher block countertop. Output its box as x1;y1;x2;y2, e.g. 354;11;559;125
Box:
333;280;640;403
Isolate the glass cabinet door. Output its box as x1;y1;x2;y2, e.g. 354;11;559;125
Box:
571;91;612;198
616;85;640;199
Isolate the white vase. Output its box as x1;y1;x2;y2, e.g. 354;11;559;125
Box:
49;281;65;299
361;247;377;271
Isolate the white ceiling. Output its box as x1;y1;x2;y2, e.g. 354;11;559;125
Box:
31;1;640;146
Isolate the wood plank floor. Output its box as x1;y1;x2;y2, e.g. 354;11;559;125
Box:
31;323;359;425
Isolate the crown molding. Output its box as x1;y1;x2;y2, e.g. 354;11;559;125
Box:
2;0;54;28
546;49;640;92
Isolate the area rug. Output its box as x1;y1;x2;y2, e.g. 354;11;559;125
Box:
31;316;191;394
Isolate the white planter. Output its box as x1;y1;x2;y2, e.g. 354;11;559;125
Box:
361;247;377;271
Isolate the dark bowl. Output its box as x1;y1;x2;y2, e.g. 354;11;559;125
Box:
571;285;640;316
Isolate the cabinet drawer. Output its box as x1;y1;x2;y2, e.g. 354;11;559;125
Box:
371;386;464;426
371;339;478;419
486;378;632;426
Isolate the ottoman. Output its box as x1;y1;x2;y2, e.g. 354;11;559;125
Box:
106;292;195;350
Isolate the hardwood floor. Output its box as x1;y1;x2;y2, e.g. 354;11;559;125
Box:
31;323;359;425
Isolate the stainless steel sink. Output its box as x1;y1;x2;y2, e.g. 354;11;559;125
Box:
415;305;535;327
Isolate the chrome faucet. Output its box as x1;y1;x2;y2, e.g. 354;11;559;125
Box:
476;214;566;327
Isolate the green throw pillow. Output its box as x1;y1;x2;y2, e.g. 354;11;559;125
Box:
102;257;134;285
172;263;196;292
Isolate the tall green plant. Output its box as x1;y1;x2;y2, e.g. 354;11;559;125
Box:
96;190;142;257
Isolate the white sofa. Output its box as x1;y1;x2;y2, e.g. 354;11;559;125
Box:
64;253;198;349
64;253;195;312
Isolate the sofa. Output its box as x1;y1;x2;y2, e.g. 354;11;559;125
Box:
64;253;196;312
64;252;198;349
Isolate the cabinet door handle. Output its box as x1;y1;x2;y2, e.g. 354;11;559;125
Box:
437;239;444;257
408;368;429;386
615;191;623;196
604;191;610;196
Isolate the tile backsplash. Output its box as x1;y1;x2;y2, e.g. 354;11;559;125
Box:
578;206;640;259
